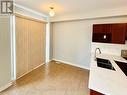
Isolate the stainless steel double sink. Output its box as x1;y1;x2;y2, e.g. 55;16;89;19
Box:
96;58;115;71
96;58;127;76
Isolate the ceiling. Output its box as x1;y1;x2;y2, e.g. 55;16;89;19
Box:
15;0;127;17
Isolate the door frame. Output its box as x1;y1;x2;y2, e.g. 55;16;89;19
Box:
11;14;50;80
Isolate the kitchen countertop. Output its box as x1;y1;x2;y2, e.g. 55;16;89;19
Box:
89;53;127;95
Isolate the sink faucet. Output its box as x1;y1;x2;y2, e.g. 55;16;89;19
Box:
95;48;101;61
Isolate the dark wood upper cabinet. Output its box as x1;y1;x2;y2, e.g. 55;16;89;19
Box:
93;23;126;44
93;24;103;33
111;24;126;44
126;24;127;40
93;24;111;43
93;24;111;33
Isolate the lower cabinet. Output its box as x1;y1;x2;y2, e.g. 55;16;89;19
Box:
90;89;104;95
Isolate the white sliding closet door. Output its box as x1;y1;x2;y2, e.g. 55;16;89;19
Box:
16;15;46;79
0;16;12;90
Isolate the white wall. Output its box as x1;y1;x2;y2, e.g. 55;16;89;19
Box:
0;16;12;90
52;16;127;69
52;20;92;69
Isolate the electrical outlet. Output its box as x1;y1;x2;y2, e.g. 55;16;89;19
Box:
55;61;61;64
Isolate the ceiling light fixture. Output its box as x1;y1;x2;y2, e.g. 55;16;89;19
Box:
49;7;55;17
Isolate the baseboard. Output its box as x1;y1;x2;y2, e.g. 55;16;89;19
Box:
16;63;45;80
0;82;12;92
46;59;52;63
52;59;90;70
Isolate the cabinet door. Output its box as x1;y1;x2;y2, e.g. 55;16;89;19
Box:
126;24;127;40
90;89;104;95
93;24;103;33
93;24;111;33
102;24;111;33
111;24;126;44
93;24;111;43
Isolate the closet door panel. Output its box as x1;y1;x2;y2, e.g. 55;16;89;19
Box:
28;20;46;71
16;17;29;78
16;16;46;78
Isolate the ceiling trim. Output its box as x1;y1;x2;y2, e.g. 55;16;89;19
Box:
14;3;49;22
51;6;127;22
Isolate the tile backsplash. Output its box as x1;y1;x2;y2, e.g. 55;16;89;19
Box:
91;41;127;56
